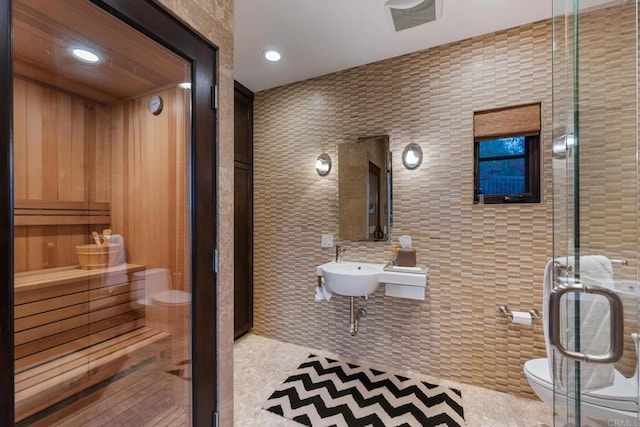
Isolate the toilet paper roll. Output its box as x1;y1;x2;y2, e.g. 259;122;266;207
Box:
511;311;532;325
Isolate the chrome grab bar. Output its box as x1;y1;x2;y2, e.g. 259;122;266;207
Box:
554;258;628;281
611;259;628;266
554;259;627;272
554;261;573;274
548;282;624;364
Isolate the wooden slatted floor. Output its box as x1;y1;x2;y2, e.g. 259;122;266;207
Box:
27;358;191;426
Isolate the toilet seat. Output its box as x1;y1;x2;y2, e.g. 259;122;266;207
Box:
524;358;639;412
133;269;191;307
151;289;191;306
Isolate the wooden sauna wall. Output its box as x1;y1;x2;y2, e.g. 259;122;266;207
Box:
13;76;111;272
14;76;189;288
109;86;190;291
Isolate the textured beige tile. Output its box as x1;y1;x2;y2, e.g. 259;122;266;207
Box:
251;2;639;402
253;18;554;400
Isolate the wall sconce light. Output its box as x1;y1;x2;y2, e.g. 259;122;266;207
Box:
402;143;423;169
315;153;332;176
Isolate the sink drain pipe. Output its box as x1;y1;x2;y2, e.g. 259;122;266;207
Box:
349;297;367;336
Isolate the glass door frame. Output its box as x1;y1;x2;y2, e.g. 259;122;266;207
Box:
0;1;219;425
551;1;638;425
551;1;582;423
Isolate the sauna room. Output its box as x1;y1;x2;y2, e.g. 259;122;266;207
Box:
11;0;194;423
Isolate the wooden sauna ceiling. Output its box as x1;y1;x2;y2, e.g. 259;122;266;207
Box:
13;0;188;104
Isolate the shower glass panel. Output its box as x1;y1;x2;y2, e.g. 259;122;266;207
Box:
12;0;193;423
552;0;639;425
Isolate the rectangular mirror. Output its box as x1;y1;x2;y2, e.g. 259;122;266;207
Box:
338;135;392;242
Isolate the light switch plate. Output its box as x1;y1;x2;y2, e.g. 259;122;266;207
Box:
321;234;333;248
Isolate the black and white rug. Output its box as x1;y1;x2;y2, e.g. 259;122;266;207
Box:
263;354;465;427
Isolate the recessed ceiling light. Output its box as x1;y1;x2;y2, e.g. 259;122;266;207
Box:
263;49;281;62
178;82;192;89
71;48;100;63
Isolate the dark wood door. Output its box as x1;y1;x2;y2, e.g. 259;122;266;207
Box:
234;82;254;339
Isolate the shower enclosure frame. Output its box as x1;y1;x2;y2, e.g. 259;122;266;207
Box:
551;0;639;425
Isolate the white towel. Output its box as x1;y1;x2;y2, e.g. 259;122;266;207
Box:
577;255;614;289
106;234;127;267
552;255;614;293
315;278;332;302
543;256;615;392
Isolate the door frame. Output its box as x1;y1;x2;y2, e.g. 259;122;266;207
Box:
0;0;14;422
0;1;219;425
233;81;254;339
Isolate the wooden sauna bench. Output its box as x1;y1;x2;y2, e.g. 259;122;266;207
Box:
14;264;170;422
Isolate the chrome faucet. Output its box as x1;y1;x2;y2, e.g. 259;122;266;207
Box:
336;245;346;263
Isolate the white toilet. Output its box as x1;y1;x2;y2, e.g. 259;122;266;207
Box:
136;268;191;362
524;334;640;424
137;268;191;308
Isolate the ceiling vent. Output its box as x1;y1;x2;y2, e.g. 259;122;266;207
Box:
384;0;443;32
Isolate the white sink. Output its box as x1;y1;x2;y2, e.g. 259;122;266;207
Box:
317;261;384;296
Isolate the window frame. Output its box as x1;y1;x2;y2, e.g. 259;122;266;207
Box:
474;133;541;204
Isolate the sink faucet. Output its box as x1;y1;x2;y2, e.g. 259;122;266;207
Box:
336;245;346;263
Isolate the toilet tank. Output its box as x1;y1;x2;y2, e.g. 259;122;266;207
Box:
135;268;172;305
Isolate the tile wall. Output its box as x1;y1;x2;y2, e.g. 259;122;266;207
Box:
252;4;637;399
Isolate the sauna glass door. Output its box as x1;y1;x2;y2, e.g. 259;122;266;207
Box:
551;0;639;425
12;0;197;423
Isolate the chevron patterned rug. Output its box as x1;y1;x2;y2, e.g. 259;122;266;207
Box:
263;354;465;427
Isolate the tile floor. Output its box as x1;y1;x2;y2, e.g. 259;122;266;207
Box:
234;333;551;426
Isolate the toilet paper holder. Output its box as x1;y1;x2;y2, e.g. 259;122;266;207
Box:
497;305;541;321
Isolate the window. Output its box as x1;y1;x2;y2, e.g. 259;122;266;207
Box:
473;104;541;204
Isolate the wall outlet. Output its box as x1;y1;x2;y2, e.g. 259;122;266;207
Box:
321;234;333;248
